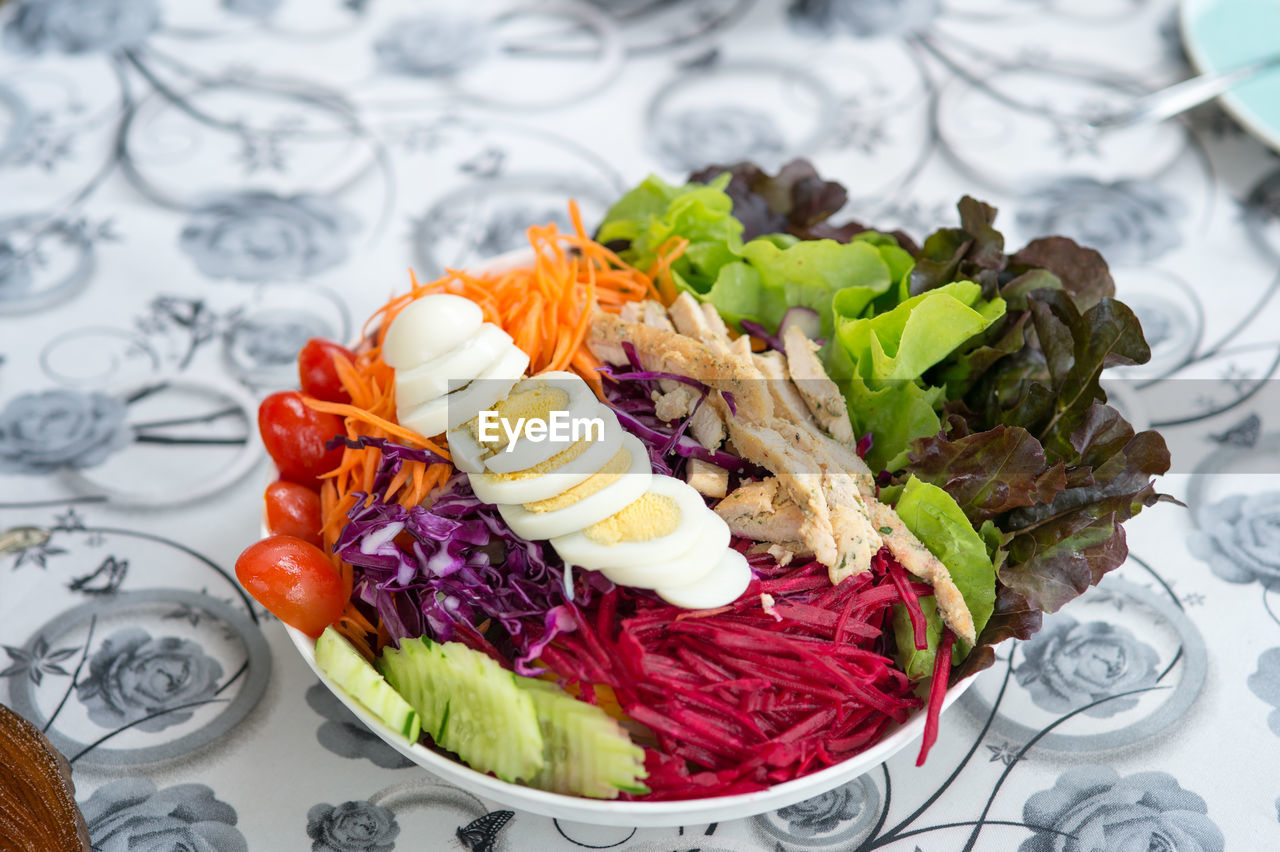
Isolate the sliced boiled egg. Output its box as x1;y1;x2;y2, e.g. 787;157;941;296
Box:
395;324;514;411
654;549;752;609
467;403;624;505
397;345;529;438
495;433;653;540
446;426;486;474
549;475;710;572
595;511;729;590
479;372;602;475
381;295;483;369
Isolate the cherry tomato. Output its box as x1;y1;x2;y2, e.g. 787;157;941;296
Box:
235;535;346;638
258;391;346;488
298;338;356;404
264;481;323;546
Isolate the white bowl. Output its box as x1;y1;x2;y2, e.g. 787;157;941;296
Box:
281;247;975;825
286;624;973;826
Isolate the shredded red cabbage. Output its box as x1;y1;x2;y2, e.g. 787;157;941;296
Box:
326;435;450;497
335;476;606;674
599;351;761;478
738;319;782;351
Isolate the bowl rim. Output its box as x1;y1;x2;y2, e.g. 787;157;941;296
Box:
277;246;982;823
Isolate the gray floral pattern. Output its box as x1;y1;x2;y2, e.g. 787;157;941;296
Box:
787;0;938;38
305;682;413;769
775;782;866;836
374;14;487;77
653;106;785;171
1188;492;1280;587
1015;616;1160;718
1020;767;1224;852
0;234;34;300
0;390;130;475
307;801;400;852
1015;177;1185;265
1247;647;1280;736
179;191;359;283
76;627;224;732
222;0;283;18
1245;168;1280;222
79;778;247;852
3;0;160;55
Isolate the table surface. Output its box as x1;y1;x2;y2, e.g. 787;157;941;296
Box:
2;1;1278;849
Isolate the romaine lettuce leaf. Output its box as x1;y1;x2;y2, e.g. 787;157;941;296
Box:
890;476;997;676
835;282;1006;470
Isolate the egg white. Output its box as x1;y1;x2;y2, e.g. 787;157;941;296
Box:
654;548;752;609
495;433;654;540
480;371;603;475
395;324;514;411
467;403;625;504
398;345;529;438
381;294;483;370
549;475;712;572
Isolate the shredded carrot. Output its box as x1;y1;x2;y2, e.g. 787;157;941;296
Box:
307;201;674;654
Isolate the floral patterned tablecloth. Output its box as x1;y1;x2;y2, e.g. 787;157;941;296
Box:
2;1;1278;850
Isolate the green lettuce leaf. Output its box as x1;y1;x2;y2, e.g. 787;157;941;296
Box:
894;476;997;638
597;174;743;293
738;238;893;339
890;476;998;676
835;282;1006;470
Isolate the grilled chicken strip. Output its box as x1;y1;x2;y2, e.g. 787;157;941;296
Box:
783;324;856;446
588;303;979;644
589;311;772;421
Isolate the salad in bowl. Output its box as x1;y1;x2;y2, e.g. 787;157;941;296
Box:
234;160;1171;822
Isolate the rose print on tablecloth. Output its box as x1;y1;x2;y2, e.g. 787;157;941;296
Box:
1014;616;1160;718
179;191;359;283
307;800;401;852
374;13;487;78
79;778;247;852
1020;766;1224;852
1015;176;1185;265
1247;647;1280;736
0;234;33;299
305;681;413;769
775;784;866;836
222;0;283;18
787;0;938;38
653;106;785;171
2;0;160;55
0;390;130;475
1188;492;1280;587
76;626;224;732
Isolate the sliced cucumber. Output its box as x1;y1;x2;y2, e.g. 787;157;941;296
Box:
314;627;421;743
520;680;649;799
379;638;544;783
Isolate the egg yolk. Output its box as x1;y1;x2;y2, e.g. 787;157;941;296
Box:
583;493;682;545
471;386;570;452
521;448;632;514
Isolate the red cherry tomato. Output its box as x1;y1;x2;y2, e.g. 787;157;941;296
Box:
235;535;346;638
258;391;346;488
264;481;323;546
298;338;356;404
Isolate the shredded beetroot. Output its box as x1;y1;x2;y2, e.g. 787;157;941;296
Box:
885;557;929;650
540;545;930;799
915;627;955;767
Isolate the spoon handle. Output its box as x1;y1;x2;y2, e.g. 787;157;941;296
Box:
1090;53;1280;129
